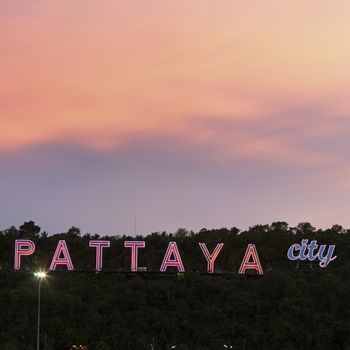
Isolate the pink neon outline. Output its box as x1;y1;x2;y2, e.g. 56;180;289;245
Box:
160;242;185;272
49;240;74;270
124;241;146;272
199;243;224;273
14;239;36;270
89;240;110;271
238;244;263;275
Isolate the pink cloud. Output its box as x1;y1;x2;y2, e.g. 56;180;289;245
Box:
1;0;350;167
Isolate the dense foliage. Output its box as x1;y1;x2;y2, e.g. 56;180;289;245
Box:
1;221;350;350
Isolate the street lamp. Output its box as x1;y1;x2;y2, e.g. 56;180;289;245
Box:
224;345;233;349
150;336;155;350
34;271;47;350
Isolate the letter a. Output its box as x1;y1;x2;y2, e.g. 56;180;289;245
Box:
160;242;185;272
49;240;74;270
238;244;263;275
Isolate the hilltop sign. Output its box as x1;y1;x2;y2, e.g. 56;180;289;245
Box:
13;239;337;275
287;239;337;268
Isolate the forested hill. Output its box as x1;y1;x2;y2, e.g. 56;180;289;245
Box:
1;221;350;350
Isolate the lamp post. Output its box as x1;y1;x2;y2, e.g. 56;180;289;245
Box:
34;271;47;350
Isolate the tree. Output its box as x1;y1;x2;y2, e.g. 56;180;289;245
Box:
19;221;41;237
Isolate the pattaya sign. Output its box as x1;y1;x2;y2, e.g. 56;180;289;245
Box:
13;239;336;275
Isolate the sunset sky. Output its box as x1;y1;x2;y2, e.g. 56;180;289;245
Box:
1;1;350;234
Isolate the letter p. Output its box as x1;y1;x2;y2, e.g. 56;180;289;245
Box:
14;239;36;270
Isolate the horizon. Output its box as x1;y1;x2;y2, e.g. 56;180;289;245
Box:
1;219;347;237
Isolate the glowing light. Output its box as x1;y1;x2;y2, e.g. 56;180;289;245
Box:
34;271;47;279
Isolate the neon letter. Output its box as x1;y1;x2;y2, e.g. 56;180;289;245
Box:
89;240;110;271
299;239;309;260
307;240;318;261
124;241;146;272
318;244;337;268
199;242;224;273
160;242;185;272
14;240;36;270
238;244;263;275
49;240;74;270
287;244;301;260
